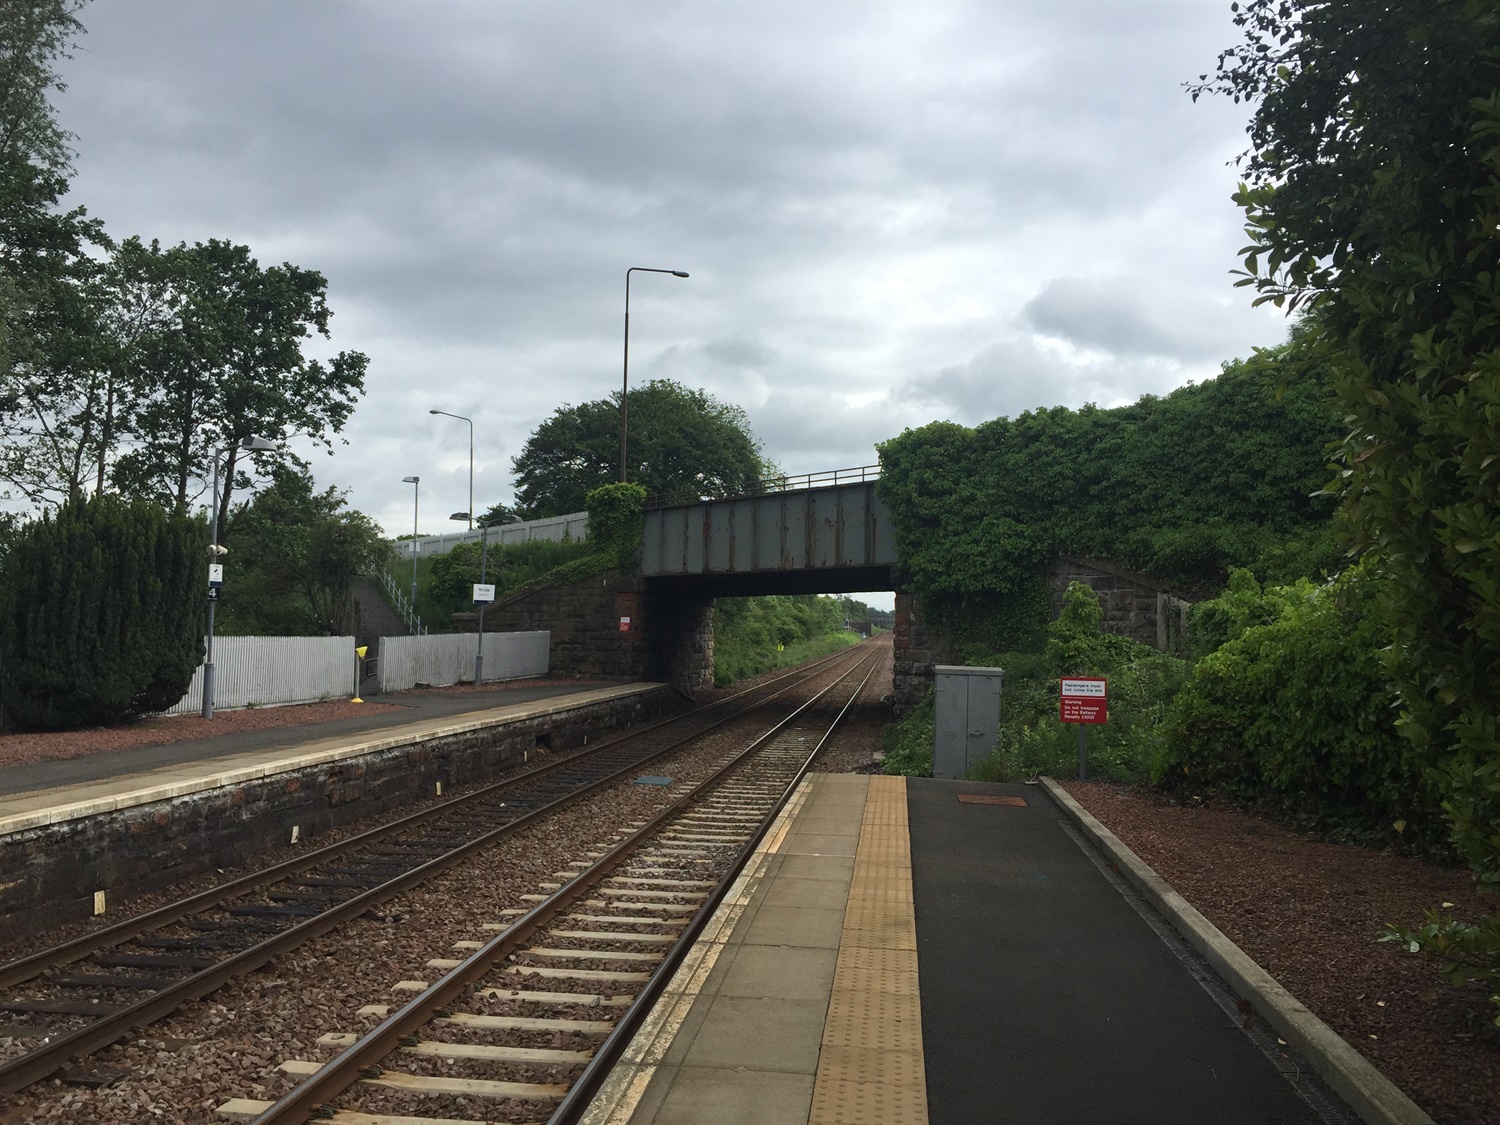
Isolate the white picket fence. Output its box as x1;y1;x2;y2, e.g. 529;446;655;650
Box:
377;631;550;693
167;636;357;714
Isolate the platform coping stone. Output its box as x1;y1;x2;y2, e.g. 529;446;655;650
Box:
809;774;928;1125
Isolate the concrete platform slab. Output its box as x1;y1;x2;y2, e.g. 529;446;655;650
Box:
588;771;1379;1125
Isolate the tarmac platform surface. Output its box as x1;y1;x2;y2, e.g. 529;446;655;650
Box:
588;774;1352;1125
0;680;661;837
0;680;612;799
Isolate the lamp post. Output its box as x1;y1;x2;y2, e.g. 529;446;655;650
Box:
203;434;278;720
402;475;420;612
621;266;689;483
429;409;474;529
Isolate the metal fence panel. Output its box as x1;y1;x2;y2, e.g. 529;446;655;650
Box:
377;631;550;692
403;513;588;560
167;636;356;714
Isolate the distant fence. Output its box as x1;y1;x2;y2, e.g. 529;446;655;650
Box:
377;631;550;693
403;512;588;560
167;636;356;714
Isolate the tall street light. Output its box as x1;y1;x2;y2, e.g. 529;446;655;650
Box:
621;266;689;483
402;475;420;612
203;434;278;720
429;409;474;529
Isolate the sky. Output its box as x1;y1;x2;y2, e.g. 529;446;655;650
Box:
52;0;1286;610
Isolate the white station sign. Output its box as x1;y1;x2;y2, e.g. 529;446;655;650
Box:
472;583;496;604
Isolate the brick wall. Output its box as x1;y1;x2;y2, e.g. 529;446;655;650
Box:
1047;556;1191;654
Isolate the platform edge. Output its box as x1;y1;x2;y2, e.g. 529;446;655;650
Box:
1038;776;1435;1125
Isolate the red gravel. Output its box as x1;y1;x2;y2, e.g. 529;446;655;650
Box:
1064;780;1500;1125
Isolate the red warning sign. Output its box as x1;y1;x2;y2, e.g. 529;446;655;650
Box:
1060;677;1107;724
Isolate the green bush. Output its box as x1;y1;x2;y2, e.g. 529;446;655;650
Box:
0;495;206;729
1157;562;1435;848
886;584;1190;783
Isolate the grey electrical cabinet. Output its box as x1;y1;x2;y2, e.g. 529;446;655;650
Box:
933;665;1004;780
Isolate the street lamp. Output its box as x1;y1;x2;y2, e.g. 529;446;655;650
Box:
429;409;474;529
448;509;492;685
621;266;689;483
402;475;420;612
203;434;278;720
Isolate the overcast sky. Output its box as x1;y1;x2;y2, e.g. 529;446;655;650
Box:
54;0;1283;572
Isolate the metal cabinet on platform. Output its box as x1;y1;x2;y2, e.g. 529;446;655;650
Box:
933;665;1003;779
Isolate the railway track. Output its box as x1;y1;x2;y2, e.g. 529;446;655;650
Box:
219;645;882;1124
0;643;873;1098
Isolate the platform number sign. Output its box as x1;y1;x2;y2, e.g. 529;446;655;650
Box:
1060;677;1107;782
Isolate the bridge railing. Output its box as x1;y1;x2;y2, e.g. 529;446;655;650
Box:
643;464;881;510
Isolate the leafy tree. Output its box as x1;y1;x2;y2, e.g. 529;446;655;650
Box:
512;379;765;517
218;464;389;636
0;0;83;173
1193;0;1500;880
478;500;520;527
110;239;369;532
0;493;205;729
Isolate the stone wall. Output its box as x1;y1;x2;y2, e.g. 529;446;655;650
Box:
0;686;676;942
480;568;716;696
1047;555;1191;654
892;592;955;715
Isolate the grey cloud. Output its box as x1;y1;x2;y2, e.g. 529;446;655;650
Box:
44;1;1287;537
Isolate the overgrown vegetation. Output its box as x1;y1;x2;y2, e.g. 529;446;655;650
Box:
883;583;1188;782
420;538;595;624
1193;0;1500;1023
713;595;860;686
217;464;389;636
0;494;205;729
876;346;1341;650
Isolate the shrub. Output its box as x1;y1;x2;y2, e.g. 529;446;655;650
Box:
0;495;206;729
1157;561;1435;848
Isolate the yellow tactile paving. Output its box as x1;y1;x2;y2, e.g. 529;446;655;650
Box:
810;774;928;1125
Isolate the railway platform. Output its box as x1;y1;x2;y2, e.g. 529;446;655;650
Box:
0;679;627;805
0;680;676;939
585;774;1362;1125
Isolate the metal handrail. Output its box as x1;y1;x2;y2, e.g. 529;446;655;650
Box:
378;570;427;636
643;463;881;509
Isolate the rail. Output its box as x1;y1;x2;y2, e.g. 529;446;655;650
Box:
643;463;881;510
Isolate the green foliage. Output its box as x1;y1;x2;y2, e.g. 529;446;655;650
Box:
886;584;1190;783
1157;562;1435;848
586;482;647;568
876;352;1342;648
1196;0;1500;882
513;380;766;517
424;536;594;623
217;464;389;636
882;689;935;777
712;595;858;686
0;0;84;174
0;493;206;729
1381;911;1500;1027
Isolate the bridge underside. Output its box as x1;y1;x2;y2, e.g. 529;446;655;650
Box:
646;564;897;600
